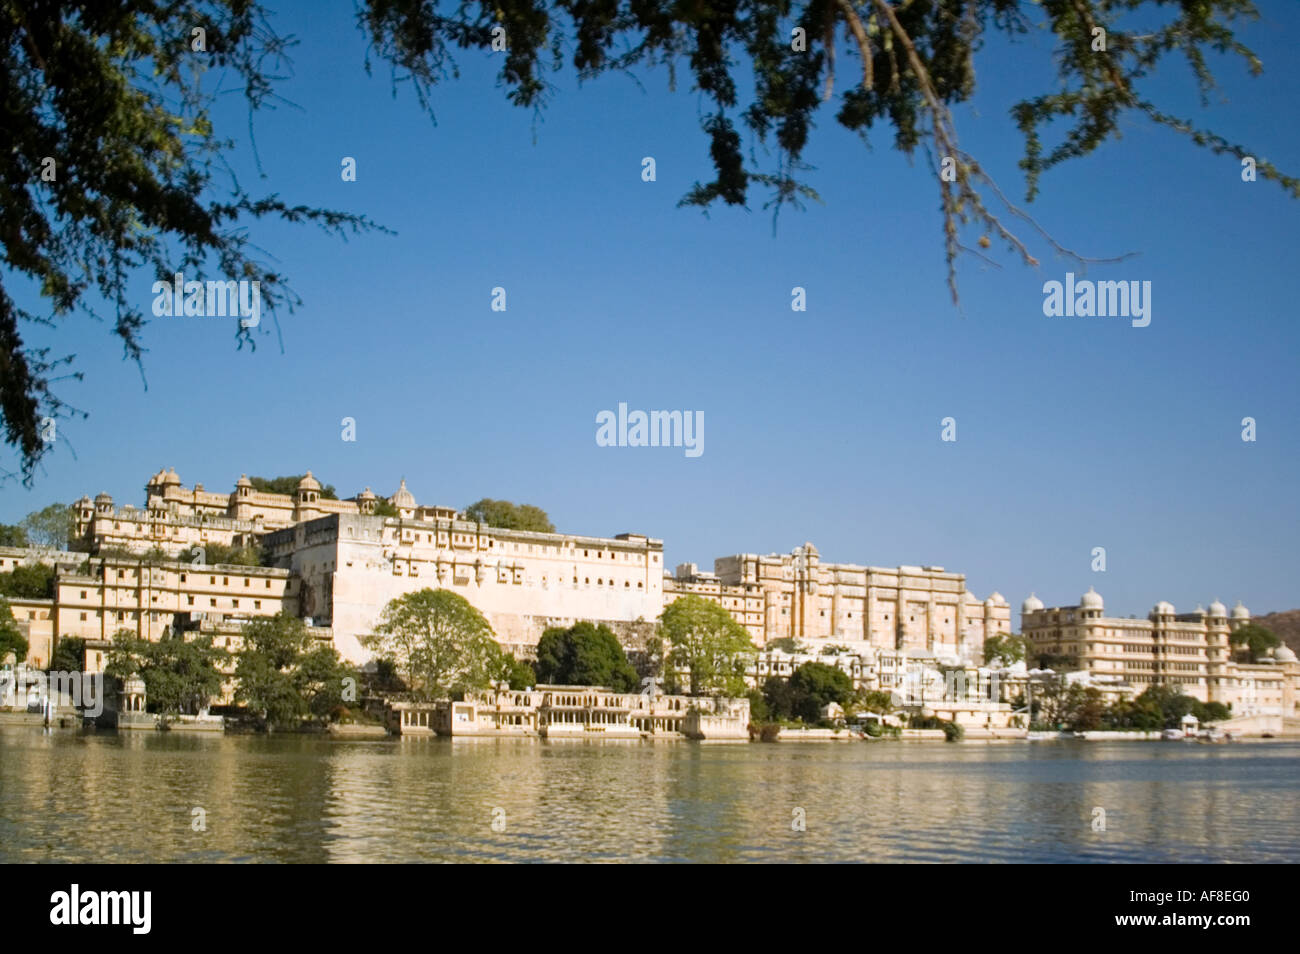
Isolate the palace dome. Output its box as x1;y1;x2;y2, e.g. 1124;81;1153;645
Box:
1207;599;1227;618
297;471;322;492
162;468;181;486
1275;645;1298;664
1022;593;1044;613
1153;600;1175;616
1080;587;1104;610
988;591;1007;605
236;474;253;489
94;492;113;505
1232;601;1250;620
357;487;376;501
391;479;416;509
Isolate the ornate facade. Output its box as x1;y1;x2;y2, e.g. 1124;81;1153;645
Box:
665;544;1010;662
48;470;1010;670
1021;589;1299;716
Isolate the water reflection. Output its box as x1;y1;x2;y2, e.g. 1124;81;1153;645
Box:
1;728;1295;863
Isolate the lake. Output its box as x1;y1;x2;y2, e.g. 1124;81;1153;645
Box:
1;728;1296;863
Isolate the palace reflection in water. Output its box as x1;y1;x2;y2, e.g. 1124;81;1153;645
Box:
1;729;1296;863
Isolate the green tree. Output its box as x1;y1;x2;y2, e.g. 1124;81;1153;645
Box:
0;598;29;665
49;636;85;673
178;541;262;567
0;562;55;599
1229;622;1280;663
854;690;897;715
497;653;537;691
533;622;639;691
762;676;799;722
372;499;400;518
235;613;354;728
1033;652;1080;671
1130;684;1200;730
6;1;1294;482
362;588;502;699
235;650;304;729
248;475;338;500
293;644;356;722
105;629;229;716
788;661;855;723
462;499;555;533
18;504;75;549
1194;701;1232;723
0;525;28;547
983;632;1028;667
660;595;756;696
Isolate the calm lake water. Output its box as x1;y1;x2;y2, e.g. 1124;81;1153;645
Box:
1;727;1297;863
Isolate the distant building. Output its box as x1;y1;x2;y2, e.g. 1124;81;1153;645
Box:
1022;590;1299;716
667;543;1009;663
46;469;1012;674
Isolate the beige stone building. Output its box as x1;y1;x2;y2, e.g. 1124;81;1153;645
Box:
72;469;376;557
666;544;1010;663
260;479;664;662
53;470;1014;675
1022;590;1299;716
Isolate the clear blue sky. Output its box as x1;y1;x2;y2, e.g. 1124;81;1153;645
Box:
6;2;1299;624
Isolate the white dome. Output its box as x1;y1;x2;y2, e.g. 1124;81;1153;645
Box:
1275;645;1298;663
1080;587;1103;610
1153;600;1175;616
1231;601;1250;620
988;591;1007;605
390;478;416;509
1021;593;1044;614
297;471;322;492
1207;600;1227;618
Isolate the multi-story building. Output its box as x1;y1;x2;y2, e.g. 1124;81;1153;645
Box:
261;487;665;662
72;469;377;557
1021;589;1300;716
46;470;1009;673
666;544;1009;663
48;556;297;675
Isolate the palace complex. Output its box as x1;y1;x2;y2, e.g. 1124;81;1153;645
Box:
2;468;1296;721
1022;588;1298;717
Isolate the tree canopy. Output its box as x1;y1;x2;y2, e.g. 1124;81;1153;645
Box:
462;499;556;533
533;621;639;691
6;1;1293;482
0;561;55;600
49;634;85;673
983;632;1028;667
1229;622;1280;663
0;597;28;666
235;613;354;728
17;503;75;549
105;628;229;716
659;594;756;696
362;588;503;699
248;475;339;500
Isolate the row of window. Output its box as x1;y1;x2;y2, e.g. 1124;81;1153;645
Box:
75;597;267;621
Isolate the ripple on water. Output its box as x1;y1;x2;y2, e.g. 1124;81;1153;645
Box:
1;729;1296;862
